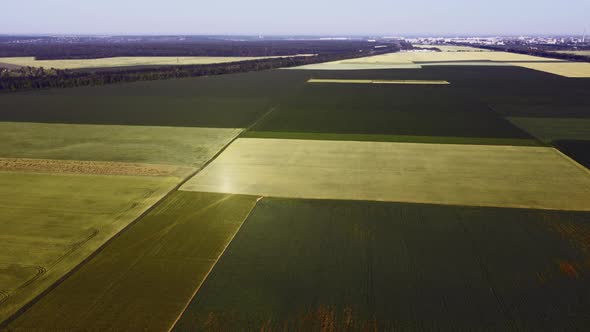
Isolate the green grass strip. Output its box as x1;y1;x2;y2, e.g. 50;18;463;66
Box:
242;131;542;146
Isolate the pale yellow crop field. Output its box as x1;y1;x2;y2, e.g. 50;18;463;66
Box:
181;138;590;211
0;166;184;323
553;50;590;56
0;55;314;70
506;62;590;78
0;122;242;167
307;78;450;85
414;44;490;52
360;51;562;63
286;61;421;70
290;51;563;71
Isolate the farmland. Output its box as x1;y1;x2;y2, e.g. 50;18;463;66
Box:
0;55;314;70
1;46;590;331
251;72;538;143
507;117;590;143
6;191;258;331
289;50;590;78
414;44;490;52
0;70;305;127
173;198;590;331
0;122;241;166
554;140;590;168
507;61;590;78
553;50;590;56
181;138;590;211
307;78;450;84
0;167;183;323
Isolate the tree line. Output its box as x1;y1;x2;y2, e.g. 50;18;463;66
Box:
0;47;398;92
451;43;590;62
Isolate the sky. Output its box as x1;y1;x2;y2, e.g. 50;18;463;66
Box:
2;0;589;36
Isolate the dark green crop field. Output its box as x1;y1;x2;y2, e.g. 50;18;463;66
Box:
174;198;590;331
6;191;258;331
2;61;590;331
247;66;590;144
492;104;590;118
555;140;590;169
0;71;309;128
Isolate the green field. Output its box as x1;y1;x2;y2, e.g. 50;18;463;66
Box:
173;198;590;331
0;171;182;323
242;131;540;146
1;56;590;330
249;69;540;143
6;191;258;331
0;70;307;127
0;122;241;166
507;117;590;143
492;104;590;118
554;140;590;169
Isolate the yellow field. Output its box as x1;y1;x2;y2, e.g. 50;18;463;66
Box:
307;79;450;85
344;51;562;63
553;50;590;56
0;55;314;70
0;161;185;322
0;158;195;177
290;51;566;72
289;51;590;77
285;61;421;70
506;62;590;78
413;44;490;52
181;138;590;211
0;122;242;167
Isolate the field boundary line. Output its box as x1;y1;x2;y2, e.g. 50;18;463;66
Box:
166;195;263;332
0;176;187;328
0;125;246;328
551;147;590;177
485;105;548;147
190;190;590;213
244;106;278;133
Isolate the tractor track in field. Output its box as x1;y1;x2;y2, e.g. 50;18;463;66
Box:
0;105;277;329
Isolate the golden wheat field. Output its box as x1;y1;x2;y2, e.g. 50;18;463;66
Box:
181;138;590;211
0;55;314;70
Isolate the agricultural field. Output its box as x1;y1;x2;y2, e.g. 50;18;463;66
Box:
506;117;590;143
492;104;590;118
5;191;258;331
0;163;186;323
181;138;590;211
0;122;241;166
251;69;539;144
1;47;590;330
553;50;590;56
173;198;590;331
0;70;308;127
0;55;313;70
288;62;423;70
507;61;590;78
554;140;590;169
290;50;590;78
307;78;450;85
413;44;490;52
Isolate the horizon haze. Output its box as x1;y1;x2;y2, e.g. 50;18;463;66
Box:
2;0;589;36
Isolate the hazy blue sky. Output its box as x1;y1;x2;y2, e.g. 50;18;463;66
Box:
2;0;589;35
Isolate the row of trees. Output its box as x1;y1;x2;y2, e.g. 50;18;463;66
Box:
0;40;400;59
0;47;397;92
451;43;590;62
